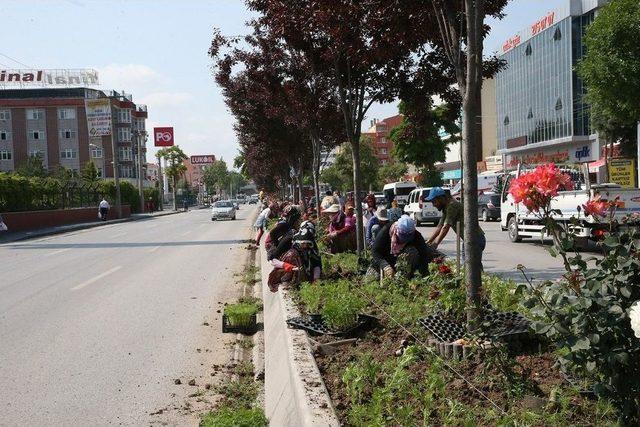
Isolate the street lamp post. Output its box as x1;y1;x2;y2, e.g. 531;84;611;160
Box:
134;130;146;213
109;120;122;219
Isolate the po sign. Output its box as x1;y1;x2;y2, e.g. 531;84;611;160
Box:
154;127;174;147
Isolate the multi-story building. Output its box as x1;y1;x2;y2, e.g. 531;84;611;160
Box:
362;114;404;166
494;0;608;170
0;87;148;182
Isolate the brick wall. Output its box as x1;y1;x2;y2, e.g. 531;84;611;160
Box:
1;205;131;232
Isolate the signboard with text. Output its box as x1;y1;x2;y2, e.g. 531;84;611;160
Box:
190;155;216;165
608;158;636;188
154;127;174;147
85;98;112;136
0;69;99;87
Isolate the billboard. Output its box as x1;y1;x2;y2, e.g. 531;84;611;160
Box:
154;127;174;147
0;69;99;88
85;98;112;137
608;158;636;188
190;155;216;165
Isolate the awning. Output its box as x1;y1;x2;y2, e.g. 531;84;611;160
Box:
589;159;606;173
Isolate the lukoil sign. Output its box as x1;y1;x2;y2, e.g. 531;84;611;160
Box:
154;127;174;147
190;155;216;165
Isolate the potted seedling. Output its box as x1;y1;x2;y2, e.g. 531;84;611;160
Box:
223;302;259;334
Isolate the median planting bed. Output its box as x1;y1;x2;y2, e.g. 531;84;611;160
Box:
289;252;618;426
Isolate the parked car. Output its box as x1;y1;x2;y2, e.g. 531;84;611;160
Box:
478;193;501;222
404;187;442;226
211;200;237;221
383;181;417;208
248;195;259;204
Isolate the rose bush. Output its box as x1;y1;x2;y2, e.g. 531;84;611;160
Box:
509;163;573;212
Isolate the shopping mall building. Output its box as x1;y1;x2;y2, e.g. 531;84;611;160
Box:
495;0;609;173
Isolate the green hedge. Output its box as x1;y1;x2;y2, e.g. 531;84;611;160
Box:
0;172;146;213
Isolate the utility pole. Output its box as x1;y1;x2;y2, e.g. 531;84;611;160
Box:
157;152;164;211
134;130;145;213
109;98;122;218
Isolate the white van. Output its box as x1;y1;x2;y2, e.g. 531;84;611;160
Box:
404;187;442;226
383;181;417;208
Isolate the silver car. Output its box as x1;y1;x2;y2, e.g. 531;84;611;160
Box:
211;200;237;221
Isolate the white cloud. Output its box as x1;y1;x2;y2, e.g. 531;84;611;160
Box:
139;91;193;108
97;63;166;92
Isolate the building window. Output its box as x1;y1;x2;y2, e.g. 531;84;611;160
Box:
527;108;533;119
118;127;131;142
380;137;387;144
26;109;44;120
120;164;133;178
60;129;77;139
525;44;532;56
503;116;510;126
380;159;388;166
0;150;12;160
0;130;10;140
58;108;76;120
31;130;44;140
555;98;563;111
0;110;10;121
380;148;388;155
60;149;77;159
553;27;562;41
118;109;132;124
91;146;103;158
118;147;132;161
96;166;103;178
29;150;44;159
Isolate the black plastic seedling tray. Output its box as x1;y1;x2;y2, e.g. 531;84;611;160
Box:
222;313;258;335
287;313;377;337
418;315;467;342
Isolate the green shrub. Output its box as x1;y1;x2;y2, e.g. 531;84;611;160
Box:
299;281;324;313
483;274;522;312
224;303;259;327
200;407;267;427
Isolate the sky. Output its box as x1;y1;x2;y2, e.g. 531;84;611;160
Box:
1;0;566;167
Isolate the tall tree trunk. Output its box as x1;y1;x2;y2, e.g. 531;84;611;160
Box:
172;175;177;211
297;164;304;208
461;0;485;329
311;135;322;219
350;137;364;255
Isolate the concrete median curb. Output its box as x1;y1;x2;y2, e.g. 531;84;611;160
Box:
260;245;339;426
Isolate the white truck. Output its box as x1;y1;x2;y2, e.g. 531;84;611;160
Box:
501;164;640;244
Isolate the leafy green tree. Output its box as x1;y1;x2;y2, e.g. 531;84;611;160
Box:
378;161;408;184
578;0;640;153
320;164;345;192
157;146;188;210
15;155;48;178
203;159;229;196
390;101;459;184
80;161;99;184
228;171;247;196
416;168;443;187
326;141;380;192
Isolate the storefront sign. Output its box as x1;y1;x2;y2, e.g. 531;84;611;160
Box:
154;127;174;147
0;69;99;86
190;155;216;165
531;12;555;36
608;158;636;188
502;34;521;53
85;98;112;137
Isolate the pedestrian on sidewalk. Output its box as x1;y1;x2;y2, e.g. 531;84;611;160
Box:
425;187;486;260
98;197;110;221
183;199;188;212
0;213;8;232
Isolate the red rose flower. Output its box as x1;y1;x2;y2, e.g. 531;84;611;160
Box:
438;264;452;275
582;196;609;218
509;163;573;212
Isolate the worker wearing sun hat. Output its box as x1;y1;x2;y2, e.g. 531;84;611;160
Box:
425;187;486;259
369;215;438;279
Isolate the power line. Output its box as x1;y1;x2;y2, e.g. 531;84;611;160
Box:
0;52;32;69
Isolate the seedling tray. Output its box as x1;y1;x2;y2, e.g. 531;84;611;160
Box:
287;313;376;337
418;315;466;343
222;313;258;335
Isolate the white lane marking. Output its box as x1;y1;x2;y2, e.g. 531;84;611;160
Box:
148;245;161;253
70;266;122;291
44;248;72;257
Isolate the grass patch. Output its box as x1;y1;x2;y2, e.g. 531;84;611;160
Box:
237;338;254;350
299;279;365;330
201;407;267;427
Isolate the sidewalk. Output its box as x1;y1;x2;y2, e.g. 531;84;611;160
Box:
0;209;184;244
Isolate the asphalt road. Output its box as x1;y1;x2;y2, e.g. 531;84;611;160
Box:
418;219;597;283
0;206;256;426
